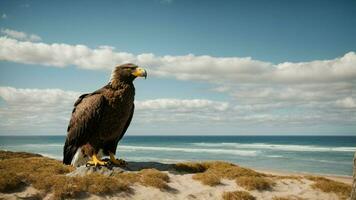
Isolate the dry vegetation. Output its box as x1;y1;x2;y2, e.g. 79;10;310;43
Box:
0;151;42;160
174;162;207;173
0;150;170;199
222;190;256;200
1;151;352;200
306;176;351;200
175;161;274;191
235;176;275;191
192;172;221;186
136;168;170;189
176;161;353;199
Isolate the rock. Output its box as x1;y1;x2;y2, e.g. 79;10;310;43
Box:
125;161;175;171
67;165;126;177
66;160;175;177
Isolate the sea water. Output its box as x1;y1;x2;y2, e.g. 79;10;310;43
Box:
0;135;355;176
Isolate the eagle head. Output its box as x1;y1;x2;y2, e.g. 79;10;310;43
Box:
110;63;147;84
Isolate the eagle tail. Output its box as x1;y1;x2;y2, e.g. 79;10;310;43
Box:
63;139;78;165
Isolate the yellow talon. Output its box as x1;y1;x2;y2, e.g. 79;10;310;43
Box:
87;153;107;166
110;152;127;167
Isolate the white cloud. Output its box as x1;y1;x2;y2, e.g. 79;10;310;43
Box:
0;87;79;133
336;97;356;109
0;87;231;133
0;86;354;135
0;33;355;134
1;29;42;42
1;13;7;19
0;36;355;84
136;98;229;112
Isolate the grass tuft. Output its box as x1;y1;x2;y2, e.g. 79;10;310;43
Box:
174;162;207;173
138;169;170;189
222;190;256;200
235;176;275;191
192;172;221;186
306;176;351;200
0;151;42;160
175;161;264;187
0;171;23;192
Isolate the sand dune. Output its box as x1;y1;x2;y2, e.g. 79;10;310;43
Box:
0;151;352;200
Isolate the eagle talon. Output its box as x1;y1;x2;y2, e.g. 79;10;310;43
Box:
109;153;127;167
86;154;107;166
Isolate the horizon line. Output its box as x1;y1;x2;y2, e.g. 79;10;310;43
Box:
0;134;355;137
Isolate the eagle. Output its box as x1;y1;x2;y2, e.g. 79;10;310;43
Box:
63;63;147;167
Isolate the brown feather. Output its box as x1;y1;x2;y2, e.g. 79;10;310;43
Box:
63;64;140;165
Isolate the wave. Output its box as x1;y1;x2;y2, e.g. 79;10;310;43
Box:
192;142;356;152
266;155;284;158
117;145;258;156
6;143;63;148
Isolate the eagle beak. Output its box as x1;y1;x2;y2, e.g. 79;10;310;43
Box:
132;67;147;79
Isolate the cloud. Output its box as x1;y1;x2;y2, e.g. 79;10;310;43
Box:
0;87;79;133
1;13;7;19
1;29;42;42
336;97;356;109
0;86;354;135
136;99;229;112
0;36;355;84
0;33;355;134
0;87;231;134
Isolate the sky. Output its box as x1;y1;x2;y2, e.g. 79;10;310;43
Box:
0;0;355;135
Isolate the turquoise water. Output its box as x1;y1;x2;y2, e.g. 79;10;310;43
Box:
0;135;355;176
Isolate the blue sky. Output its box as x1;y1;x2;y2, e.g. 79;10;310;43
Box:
0;0;355;135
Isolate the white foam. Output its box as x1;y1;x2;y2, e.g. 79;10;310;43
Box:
192;142;356;152
7;143;63;148
266;155;284;158
117;145;258;156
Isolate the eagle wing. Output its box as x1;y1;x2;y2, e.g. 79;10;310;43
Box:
119;104;134;141
63;92;107;164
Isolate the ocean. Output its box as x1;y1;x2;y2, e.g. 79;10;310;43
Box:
0;135;355;176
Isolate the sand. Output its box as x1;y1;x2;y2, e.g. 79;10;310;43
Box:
83;171;347;200
0;165;352;200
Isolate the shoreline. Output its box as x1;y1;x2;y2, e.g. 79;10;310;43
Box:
2;149;353;182
255;168;353;185
0;150;352;200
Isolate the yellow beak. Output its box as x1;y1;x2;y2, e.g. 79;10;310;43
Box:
132;67;147;79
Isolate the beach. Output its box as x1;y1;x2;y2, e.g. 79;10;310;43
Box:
0;150;353;200
0;135;355;176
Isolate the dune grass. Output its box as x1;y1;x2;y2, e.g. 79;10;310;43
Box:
222;190;256;200
306;176;351;200
1;151;352;199
0;150;170;199
174;162;207;173
0;151;42;160
137;168;170;189
235;176;275;191
175;161;269;190
192;172;221;186
0;152;74;195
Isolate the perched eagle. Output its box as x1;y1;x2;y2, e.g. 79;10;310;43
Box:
63;63;147;167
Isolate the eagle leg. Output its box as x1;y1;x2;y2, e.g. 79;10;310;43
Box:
109;152;127;167
87;153;107;166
